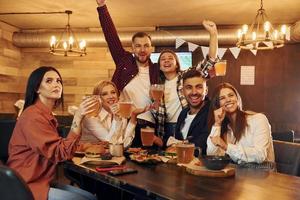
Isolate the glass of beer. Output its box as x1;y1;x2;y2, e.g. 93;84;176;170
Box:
118;102;133;118
214;60;227;76
140;127;155;147
83;95;101;118
176;143;201;164
150;84;164;102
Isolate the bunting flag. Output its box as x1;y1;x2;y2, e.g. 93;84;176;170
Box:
286;26;291;41
201;46;209;58
217;48;227;59
229;47;241;59
263;41;274;49
188;42;199;52
175;38;186;49
250;49;257;56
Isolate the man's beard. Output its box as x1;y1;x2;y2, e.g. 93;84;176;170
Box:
188;95;205;110
135;54;151;64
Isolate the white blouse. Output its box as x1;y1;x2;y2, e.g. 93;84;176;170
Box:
81;108;136;148
207;113;275;164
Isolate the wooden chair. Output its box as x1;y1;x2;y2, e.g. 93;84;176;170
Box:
0;165;34;200
272;130;295;142
273;140;300;176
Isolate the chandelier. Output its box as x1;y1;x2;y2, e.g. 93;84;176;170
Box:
49;10;86;56
236;0;287;50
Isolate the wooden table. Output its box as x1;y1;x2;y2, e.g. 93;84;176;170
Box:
63;158;300;200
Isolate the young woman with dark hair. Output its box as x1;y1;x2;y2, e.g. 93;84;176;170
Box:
207;82;275;164
7;66;97;200
156;20;219;147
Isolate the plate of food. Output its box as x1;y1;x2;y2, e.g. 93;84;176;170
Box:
84;145;106;158
129;153;162;164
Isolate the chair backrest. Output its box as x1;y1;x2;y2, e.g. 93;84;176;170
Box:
0;119;16;164
0;165;34;200
273;140;300;176
272;130;294;142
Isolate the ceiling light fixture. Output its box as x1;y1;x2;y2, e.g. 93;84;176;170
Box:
236;0;287;50
49;10;86;56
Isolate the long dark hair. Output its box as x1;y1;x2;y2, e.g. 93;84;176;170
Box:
23;66;64;111
208;82;248;142
158;49;182;83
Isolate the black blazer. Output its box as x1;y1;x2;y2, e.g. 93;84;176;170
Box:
175;99;210;155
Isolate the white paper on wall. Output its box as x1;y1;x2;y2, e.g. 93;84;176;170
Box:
240;66;255;85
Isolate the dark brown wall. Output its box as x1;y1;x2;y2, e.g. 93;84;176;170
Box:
193;44;300;133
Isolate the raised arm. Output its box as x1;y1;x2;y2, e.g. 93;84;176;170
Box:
202;20;218;60
96;0;127;64
193;20;218;78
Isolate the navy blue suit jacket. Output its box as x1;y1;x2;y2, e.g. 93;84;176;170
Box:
175;99;210;155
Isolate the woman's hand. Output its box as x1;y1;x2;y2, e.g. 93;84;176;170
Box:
210;136;227;151
202;20;218;35
130;105;150;124
153;135;163;147
214;106;225;126
96;0;106;7
72;96;100;135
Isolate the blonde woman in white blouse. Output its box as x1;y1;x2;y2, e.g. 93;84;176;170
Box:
81;80;148;148
206;82;274;164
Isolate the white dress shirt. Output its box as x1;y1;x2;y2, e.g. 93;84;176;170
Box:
81;108;136;148
207;113;275;164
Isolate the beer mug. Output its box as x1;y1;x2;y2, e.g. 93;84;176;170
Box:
214;60;227;76
118;102;133;118
176;143;201;164
83;95;101;118
140;127;155;147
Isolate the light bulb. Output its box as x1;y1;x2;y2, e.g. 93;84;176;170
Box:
63;41;68;50
79;40;86;50
274;30;278;40
242;24;248;34
237;29;242;39
69;36;74;45
264;21;271;32
252;32;256;40
281;25;287;34
50;36;56;47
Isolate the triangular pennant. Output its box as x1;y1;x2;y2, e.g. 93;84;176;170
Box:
188;42;199;52
250;49;257;56
229;47;241;59
175;38;186;49
201;46;209;58
286;26;291;41
217;48;227;59
263;41;274;49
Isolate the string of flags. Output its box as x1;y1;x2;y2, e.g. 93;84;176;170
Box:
174;26;291;59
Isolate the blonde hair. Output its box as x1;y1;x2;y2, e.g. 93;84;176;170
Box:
93;80;120;97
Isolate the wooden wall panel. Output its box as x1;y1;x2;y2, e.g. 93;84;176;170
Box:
20;47;116;115
0;22;21;113
193;44;300;133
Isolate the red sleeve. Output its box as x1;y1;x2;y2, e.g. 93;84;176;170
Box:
21;116;80;164
97;5;127;65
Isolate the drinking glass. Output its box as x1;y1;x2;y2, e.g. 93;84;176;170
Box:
176;143;201;164
82;95;101;118
118;102;133;118
214;60;227;76
140;127;155;147
150;84;164;105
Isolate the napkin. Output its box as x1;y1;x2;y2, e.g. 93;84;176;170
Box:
79;156;125;166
